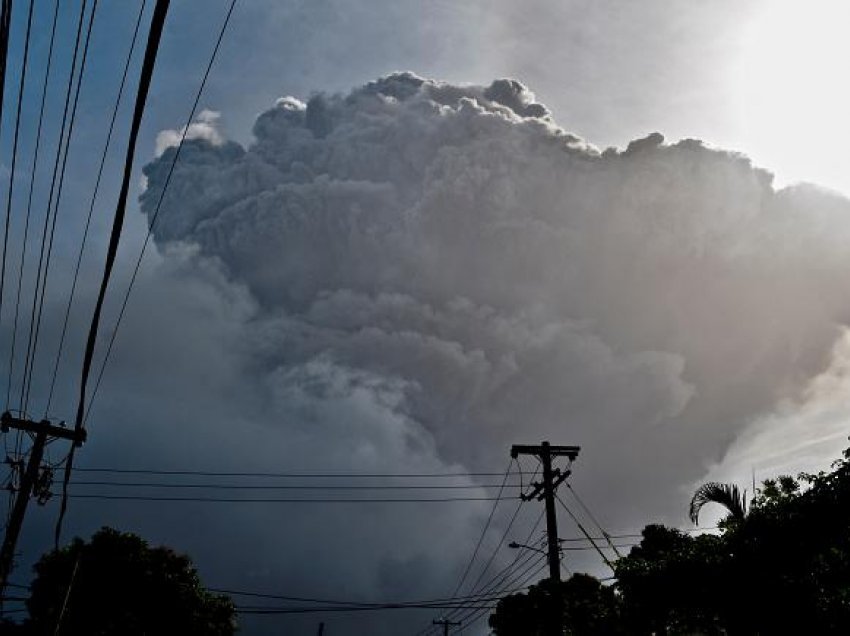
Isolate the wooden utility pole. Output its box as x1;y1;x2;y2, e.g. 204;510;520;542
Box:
510;441;580;636
433;618;461;635
0;412;85;599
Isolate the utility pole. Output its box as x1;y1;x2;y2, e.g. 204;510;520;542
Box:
317;622;325;635
511;441;579;636
433;618;461;635
0;412;85;599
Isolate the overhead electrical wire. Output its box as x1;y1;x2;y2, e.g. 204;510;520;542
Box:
20;0;97;415
54;0;172;547
72;467;535;478
83;0;239;428
4;0;35;468
44;0;148;416
435;549;546;634
67;480;523;490
5;0;59;417
463;460;540;594
565;482;623;558
0;0;13;140
64;493;519;504
423;458;542;634
555;493;614;571
421;462;542;633
454;555;550;634
214;587;517;608
0;0;10;464
447;461;513;600
235;602;500;616
418;507;545;635
464;511;544;598
0;0;34;411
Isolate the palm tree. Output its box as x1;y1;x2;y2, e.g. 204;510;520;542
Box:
689;482;747;525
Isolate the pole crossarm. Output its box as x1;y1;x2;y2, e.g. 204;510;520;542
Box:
510;444;579;461
0;411;86;445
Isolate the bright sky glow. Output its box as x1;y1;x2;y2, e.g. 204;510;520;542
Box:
732;0;850;194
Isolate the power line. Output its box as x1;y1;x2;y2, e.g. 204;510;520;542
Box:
84;0;239;427
0;0;35;411
215;587;517;608
20;0;97;415
420;508;546;634
463;511;544;600
64;493;520;504
463;462;539;594
5;0;60;416
427;458;543;634
455;556;550;633
565;482;622;558
555;493;613;571
447;461;513;600
222;573;552;618
55;0;171;547
437;554;546;634
45;0;148;416
67;480;524;490
72;467;535;478
0;0;13;149
235;603;499;616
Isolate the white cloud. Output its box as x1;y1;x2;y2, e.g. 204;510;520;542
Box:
155;109;225;157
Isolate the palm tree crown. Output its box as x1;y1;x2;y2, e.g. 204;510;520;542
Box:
689;481;747;525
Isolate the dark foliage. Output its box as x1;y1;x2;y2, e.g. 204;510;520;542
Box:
490;574;623;635
6;527;235;636
491;443;850;634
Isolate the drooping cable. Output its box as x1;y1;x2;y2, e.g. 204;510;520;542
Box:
466;510;544;599
415;551;546;636
53;0;171;548
464;459;539;594
214;586;524;609
0;0;14;144
0;0;11;450
83;0;239;427
448;549;550;634
68;480;520;490
455;558;549;634
0;0;13;430
416;506;544;635
65;493;515;504
72;467;533;478
5;0;59;412
555;493;614;571
0;0;34;411
19;0;96;414
429;458;541;632
44;0;147;416
565;482;622;558
447;461;512;600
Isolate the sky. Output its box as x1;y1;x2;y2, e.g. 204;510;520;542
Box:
3;1;850;634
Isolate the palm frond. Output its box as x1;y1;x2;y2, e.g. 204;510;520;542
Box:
689;481;747;525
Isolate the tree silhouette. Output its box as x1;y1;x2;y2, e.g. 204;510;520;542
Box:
21;527;235;635
490;574;623;635
490;443;850;634
688;481;747;525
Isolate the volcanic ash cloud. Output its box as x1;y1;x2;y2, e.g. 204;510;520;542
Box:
141;72;850;523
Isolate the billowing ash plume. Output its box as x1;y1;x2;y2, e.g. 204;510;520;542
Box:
133;72;850;631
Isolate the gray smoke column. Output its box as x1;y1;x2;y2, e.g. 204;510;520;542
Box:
141;71;850;545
